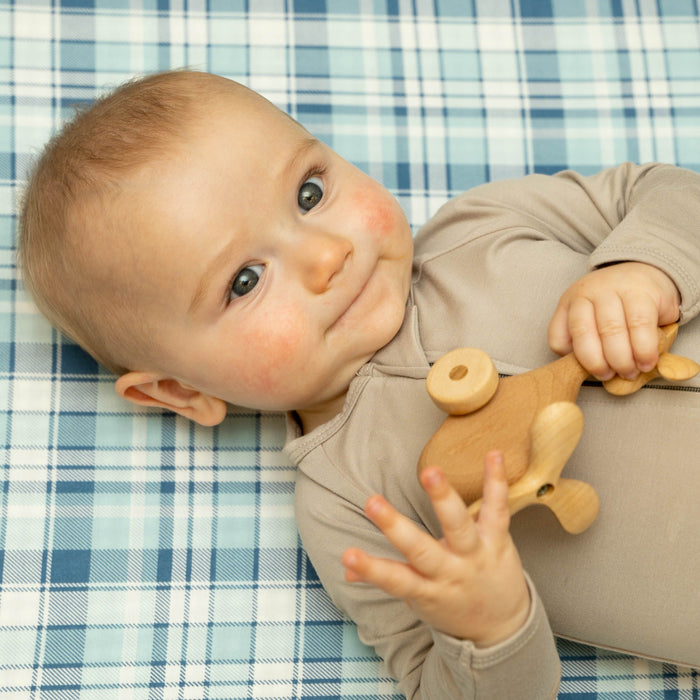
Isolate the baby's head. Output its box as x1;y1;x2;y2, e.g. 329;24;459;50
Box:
19;70;212;374
18;70;414;428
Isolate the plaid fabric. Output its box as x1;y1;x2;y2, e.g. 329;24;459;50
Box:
2;1;700;698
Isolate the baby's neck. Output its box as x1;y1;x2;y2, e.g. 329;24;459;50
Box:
296;391;347;434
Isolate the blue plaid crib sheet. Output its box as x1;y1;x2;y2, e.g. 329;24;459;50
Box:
2;1;700;698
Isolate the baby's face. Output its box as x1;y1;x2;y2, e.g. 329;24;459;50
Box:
120;81;413;420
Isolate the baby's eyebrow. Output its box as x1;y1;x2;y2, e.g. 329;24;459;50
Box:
284;136;319;177
189;233;240;314
187;136;320;315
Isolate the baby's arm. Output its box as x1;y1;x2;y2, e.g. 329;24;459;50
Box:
296;447;560;700
548;261;680;380
342;451;530;647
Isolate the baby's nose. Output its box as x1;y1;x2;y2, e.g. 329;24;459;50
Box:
301;233;352;293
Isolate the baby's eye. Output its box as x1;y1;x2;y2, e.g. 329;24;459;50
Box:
230;264;264;300
298;176;324;212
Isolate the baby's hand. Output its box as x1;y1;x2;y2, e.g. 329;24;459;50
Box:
342;452;531;647
548;262;680;380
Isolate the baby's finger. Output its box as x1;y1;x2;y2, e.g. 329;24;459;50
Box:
621;293;661;372
475;451;511;543
566;298;612;380
594;299;638;380
419;466;479;555
363;494;447;577
342;547;424;599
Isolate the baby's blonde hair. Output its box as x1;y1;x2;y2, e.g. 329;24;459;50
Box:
17;70;228;374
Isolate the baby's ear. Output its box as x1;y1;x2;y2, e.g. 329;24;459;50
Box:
115;371;228;426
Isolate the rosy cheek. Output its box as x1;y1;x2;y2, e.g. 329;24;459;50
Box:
241;310;306;394
351;187;402;237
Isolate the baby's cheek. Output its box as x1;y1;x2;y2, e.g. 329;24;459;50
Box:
242;311;307;394
351;187;403;238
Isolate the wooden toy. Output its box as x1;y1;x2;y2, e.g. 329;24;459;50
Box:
418;324;700;534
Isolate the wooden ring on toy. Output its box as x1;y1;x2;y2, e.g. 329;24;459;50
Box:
426;347;499;415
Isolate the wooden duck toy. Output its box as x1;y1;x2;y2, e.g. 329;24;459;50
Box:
418;324;700;534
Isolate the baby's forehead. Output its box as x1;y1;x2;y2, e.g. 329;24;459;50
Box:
193;77;308;135
98;79;316;233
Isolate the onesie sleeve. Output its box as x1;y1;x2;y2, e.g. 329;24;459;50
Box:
425;162;700;321
422;575;560;700
566;163;700;321
413;162;700;365
295;469;561;700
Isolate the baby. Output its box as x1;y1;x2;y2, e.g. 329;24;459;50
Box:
18;70;700;699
